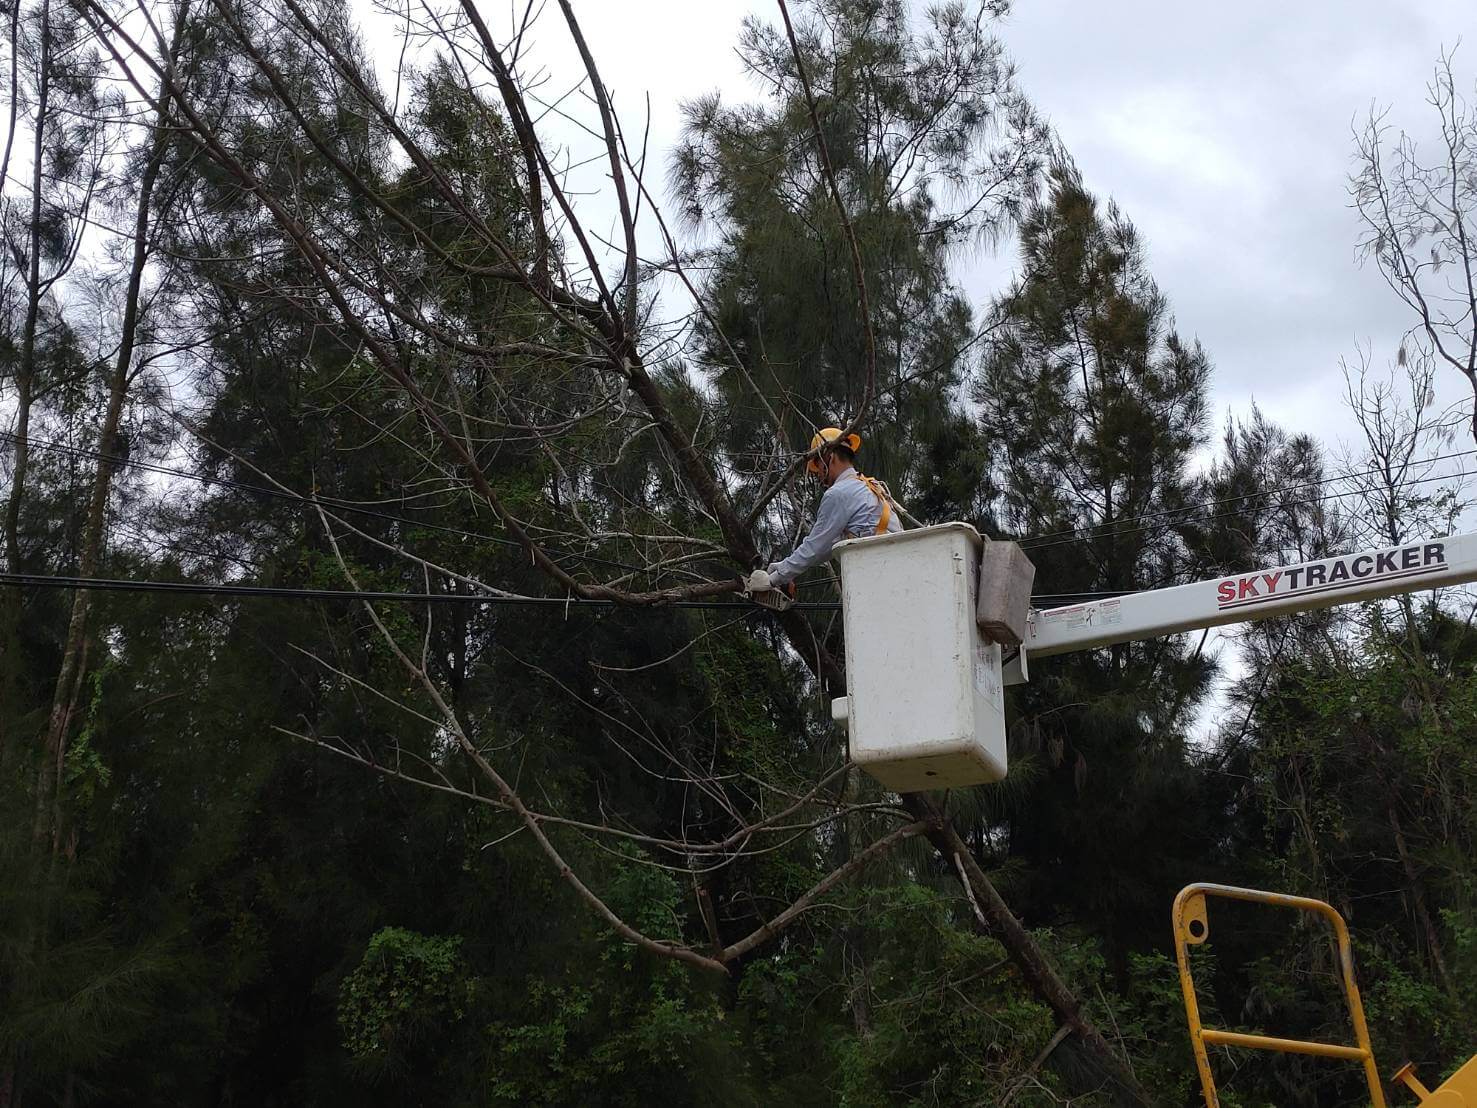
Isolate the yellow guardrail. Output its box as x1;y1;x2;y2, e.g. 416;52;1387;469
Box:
1171;883;1386;1107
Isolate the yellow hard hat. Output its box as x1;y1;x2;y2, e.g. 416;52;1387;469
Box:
807;427;862;474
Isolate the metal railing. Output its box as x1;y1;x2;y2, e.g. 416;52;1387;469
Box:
1171;883;1385;1107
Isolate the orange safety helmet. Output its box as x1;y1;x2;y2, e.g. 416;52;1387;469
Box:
806;427;863;475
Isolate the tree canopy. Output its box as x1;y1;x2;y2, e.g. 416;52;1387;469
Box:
1;2;1474;1106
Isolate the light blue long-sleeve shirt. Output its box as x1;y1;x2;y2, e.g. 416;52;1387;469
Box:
767;467;901;585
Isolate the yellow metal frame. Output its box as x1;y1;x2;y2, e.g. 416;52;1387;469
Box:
1171;883;1385;1108
1392;1055;1477;1104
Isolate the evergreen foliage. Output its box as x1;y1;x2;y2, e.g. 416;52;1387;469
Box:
0;2;1473;1105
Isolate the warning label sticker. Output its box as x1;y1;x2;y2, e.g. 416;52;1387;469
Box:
1039;599;1122;631
973;643;1001;702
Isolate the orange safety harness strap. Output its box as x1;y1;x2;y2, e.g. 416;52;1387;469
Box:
852;472;892;535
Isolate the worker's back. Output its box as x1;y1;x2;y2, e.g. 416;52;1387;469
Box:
825;467;902;540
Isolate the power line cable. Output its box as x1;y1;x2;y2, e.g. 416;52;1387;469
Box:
0;570;1132;610
777;452;1474;568
795;466;1469;597
1016;449;1477;552
1020;466;1476;553
0;432;696;576
10;433;1469;603
4;434;1097;605
0;571;842;611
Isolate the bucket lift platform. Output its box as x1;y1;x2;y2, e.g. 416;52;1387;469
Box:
829;524;1009;792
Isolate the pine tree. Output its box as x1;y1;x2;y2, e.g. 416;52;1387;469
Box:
673;0;1048;526
974;164;1230;970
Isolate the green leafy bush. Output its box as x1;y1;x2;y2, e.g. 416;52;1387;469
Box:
338;927;475;1067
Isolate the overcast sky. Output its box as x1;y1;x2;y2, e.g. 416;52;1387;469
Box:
436;0;1477;458
991;0;1476;454
977;1;1475;716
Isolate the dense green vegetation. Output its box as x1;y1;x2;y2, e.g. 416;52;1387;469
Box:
1;1;1473;1104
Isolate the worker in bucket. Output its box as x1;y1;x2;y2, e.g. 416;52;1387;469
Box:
744;427;902;607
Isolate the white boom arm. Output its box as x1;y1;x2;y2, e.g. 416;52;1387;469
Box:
1017;534;1477;673
831;525;1477;791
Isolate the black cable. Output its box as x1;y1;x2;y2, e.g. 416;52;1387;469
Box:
0;432;669;576
1018;449;1476;551
12;432;1467;599
7;433;1125;604
1021;466;1476;552
0;571;842;611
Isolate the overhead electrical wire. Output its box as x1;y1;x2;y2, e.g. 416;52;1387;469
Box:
1017;448;1477;551
0;570;1131;610
791;461;1473;601
0;571;841;611
0;432;690;576
4;434;1470;612
1020;465;1476;552
0;436;1128;606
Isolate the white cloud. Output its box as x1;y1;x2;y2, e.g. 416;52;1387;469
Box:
997;1;1475;449
1088;86;1270;205
349;0;1476;449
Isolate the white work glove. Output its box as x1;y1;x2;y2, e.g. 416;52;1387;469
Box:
744;568;773;593
742;567;793;611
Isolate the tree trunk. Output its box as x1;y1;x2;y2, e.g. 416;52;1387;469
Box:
1388;805;1454;996
31;6;183;852
904;793;1151;1105
2;32;53;1101
1;0;49;574
847;938;874;1040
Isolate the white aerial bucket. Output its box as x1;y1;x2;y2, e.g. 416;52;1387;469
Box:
830;522;1008;792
